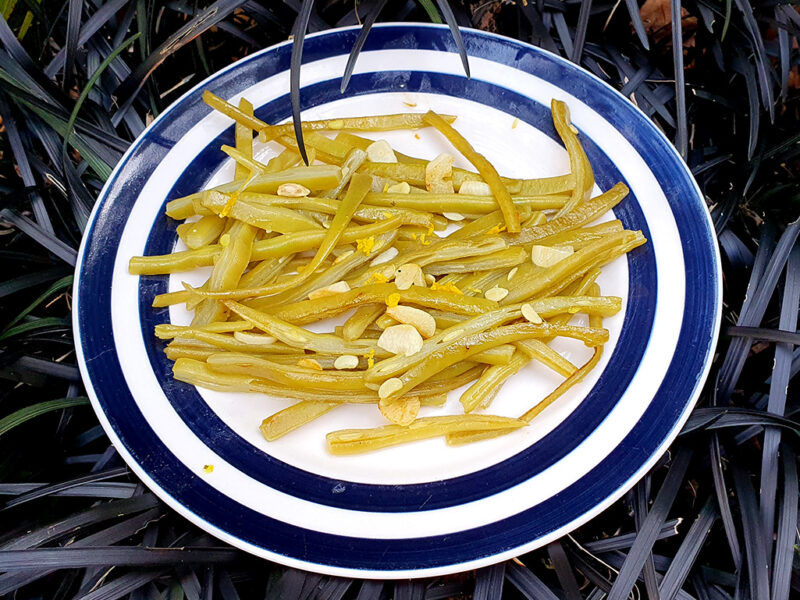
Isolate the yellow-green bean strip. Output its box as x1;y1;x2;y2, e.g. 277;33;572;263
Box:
364;192;567;214
379;321;608;401
225;300;382;356
503;231;642;304
461;351;531;413
165;165;342;219
269;283;497;325
423;110;520;232
472;344;515;365
155;321;252;339
323;148;367;198
164;345;220;362
238;255;293;290
221;146;268;176
203;90;266;130
326;415;527;455
206;354;368;391
272;132;347;165
447;211;505;240
334;132;427;165
395;236;507;269
264;148;302;172
176;215;226;249
343;305;385;341
529;220;624;249
260;401;339;441
191;175;373;301
514;340;577;378
193;220;257;325
551;99;593;218
152;290;192;308
502;182;628;246
202;193;323;233
365;305;524;383
169;331;300;354
130;245;219;276
260;113;458;141
425;247;527;276
234;98;254;180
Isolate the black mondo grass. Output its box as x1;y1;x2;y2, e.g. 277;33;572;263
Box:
0;0;798;598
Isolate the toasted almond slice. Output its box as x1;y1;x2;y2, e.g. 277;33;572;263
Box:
394;263;422;290
425;153;454;194
297;358;323;371
385;305;436;338
377;324;423;356
308;281;351;300
334;355;360;370
370;247;399;266
485;287;509;302
366;139;397;163
378;377;403;399
425;273;436;286
386;181;411;194
442;211;465;221
379;395;420;425
233;331;277;346
458;180;492;196
277;183;310;197
521;303;543;324
531;244;575;267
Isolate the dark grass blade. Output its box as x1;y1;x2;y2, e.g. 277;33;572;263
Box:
717;228;753;268
289;0;315;165
772;445;798;600
310;576;352;600
3;356;81;381
724;326;800;345
76;569;169;600
340;0;389;93
682;407;800;437
114;0;248;115
216;568;241;600
570;0;592;64
434;0;469;78
776;7;790;101
473;562;505;600
717;219;800;404
759;244;800;539
671;0;687;157
551;11;573;58
0;91;52;233
0;208;77;265
659;496;718;600
546;541;581;600
606;446;693;600
732;0;774;121
633;478;660;600
505;560;559;600
733;54;760;160
0;397;89;437
178;568;202;600
355;580;384;600
0;267;71;300
624;0;650;50
393;579;426;600
63;0;83;92
584;519;682;552
2;465;128;510
731;465;770;600
426;579;471;599
0;546;242;569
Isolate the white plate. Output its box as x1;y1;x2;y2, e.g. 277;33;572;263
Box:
74;24;721;578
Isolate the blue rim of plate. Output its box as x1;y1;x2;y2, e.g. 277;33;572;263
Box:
74;24;721;577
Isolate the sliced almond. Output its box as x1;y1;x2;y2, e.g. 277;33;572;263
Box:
458;180;492;196
485;287;509;302
377;324;423;356
386;181;411;194
333;355;360;370
233;331;277;346
277;183;310;197
366;139;397;163
442;211;465;221
531;244;575;267
425;153;454;194
370;246;399;266
385;305;436;338
521;303;543;324
379;395;420;426
425;273;436;286
378;377;403;399
308;280;351;300
394;263;422;290
297;358;323;371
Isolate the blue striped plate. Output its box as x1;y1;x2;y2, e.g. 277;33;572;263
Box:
73;24;721;578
